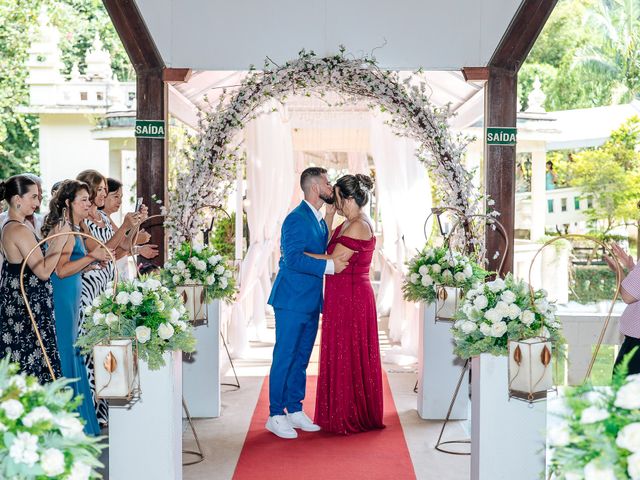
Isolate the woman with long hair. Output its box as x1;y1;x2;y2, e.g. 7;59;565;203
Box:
0;175;66;383
44;180;112;435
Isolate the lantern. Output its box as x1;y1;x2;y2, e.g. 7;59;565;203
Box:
508;337;554;402
435;286;464;321
93;338;138;400
177;284;208;325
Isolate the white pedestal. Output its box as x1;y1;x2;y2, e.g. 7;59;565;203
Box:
182;300;221;418
417;302;468;419
109;351;182;480
471;354;546;480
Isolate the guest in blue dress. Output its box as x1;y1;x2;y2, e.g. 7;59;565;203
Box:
43;180;113;436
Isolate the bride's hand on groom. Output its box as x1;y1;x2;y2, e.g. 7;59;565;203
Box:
333;252;350;273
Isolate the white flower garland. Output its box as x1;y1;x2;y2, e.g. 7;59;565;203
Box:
166;48;483;246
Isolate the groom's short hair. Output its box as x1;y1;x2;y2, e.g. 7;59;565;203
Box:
300;167;328;192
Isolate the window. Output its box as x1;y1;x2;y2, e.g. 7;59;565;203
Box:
547;199;554;213
587;196;594;208
96;91;104;101
561;198;567;212
574;197;581;210
80;92;88;101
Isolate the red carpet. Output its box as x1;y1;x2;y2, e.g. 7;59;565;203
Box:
232;373;416;480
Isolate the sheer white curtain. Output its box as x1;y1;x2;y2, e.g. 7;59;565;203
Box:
370;114;431;359
229;104;296;357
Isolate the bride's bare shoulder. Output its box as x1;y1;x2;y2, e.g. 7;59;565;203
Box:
342;219;372;240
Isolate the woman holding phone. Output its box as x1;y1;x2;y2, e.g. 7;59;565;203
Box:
44;180;112;435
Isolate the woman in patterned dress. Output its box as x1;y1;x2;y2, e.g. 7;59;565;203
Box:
76;170;142;425
0;175;68;383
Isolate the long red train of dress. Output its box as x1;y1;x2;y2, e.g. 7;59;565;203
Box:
314;224;385;435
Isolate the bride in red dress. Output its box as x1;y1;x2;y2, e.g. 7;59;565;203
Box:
307;173;385;435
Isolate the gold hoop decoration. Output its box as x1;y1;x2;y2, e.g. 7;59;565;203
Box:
20;231;118;381
526;234;623;383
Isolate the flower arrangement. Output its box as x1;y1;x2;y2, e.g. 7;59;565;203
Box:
451;273;563;359
165;48;484;247
549;354;640;480
0;357;104;479
77;275;196;370
162;241;236;302
402;246;487;303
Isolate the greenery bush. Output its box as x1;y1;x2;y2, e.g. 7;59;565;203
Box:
570;265;618;303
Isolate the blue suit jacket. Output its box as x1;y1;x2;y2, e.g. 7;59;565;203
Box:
268;201;328;314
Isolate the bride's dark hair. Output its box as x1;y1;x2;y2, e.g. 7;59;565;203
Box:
42;180;89;238
334;174;374;207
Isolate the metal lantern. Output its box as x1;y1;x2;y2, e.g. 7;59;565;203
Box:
93;338;139;400
435;286;464;322
508;337;554;402
177;284;208;325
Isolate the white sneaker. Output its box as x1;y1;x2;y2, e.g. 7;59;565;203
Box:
287;411;321;432
266;415;298;439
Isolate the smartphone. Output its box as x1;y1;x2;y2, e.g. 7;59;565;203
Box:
58;207;68;227
135;197;143;212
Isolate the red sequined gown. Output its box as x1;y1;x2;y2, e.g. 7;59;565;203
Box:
314;224;385;434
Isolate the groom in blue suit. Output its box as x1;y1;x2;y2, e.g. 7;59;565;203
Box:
266;167;348;439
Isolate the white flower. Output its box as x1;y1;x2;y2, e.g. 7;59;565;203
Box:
206;275;215;285
172;274;181;284
176;320;188;331
442;269;453;279
418;265;429;276
547;423;570;447
487;278;506;292
215;265;225;275
463;265;473;278
461;321;477;334
584;460;616;480
169;309;181;324
22;406;53;427
9;432;39;467
454;272;466;283
1;399;24;420
500;290;516;304
421;275;433;287
484;308;502;323
617;423;640;453
9;375;26;393
224;270;233;278
104;287;113;297
473;295;488;310
208;255;219;266
580;406;609;424
410;273;420;284
521;310;536;326
54;414;84;438
115;291;130;305
129;291;144;306
92;311;105;325
195;259;207;271
158;322;175;340
144;278;162;291
479;323;492;336
92;296;102;307
157;301;165;311
431;264;442;274
506;303;521;320
220;277;228;289
628;452;640;480
67;461;92;480
176;260;186;271
494;301;510;317
191;241;204;253
104;312;119;327
534;298;549;313
490;321;507;337
615;380;640;409
40;448;65;476
135;326;152;344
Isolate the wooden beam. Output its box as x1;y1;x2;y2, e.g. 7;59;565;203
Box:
102;0;167;266
489;0;558;72
484;67;517;275
461;67;489;82
163;68;193;84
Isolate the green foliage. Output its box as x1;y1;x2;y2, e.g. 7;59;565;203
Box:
210;212;247;259
570;265;618;302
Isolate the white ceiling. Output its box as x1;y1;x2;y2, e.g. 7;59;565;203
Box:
134;0;524;71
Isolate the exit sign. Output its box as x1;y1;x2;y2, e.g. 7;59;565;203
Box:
135;120;165;139
486;127;517;146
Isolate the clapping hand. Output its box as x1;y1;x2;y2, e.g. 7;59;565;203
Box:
138;244;159;259
137;228;152;244
605;243;634;273
89;246;115;262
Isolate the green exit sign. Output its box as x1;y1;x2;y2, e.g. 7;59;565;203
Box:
135;120;165;139
486;127;517;146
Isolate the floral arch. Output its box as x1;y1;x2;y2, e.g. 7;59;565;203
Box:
166;48;482;247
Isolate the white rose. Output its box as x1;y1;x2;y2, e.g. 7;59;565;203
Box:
463;265;473;278
418;265;429;276
208;255;218;265
584;460;616;480
115;291;130;305
224;270;233;278
206;275;215;285
454;272;466;283
67;461;92;480
104;312;118;327
490;321;508;337
104;288;113;297
467;307;482;321
172;274;181;284
191;241;203;253
92;296;102;307
40;448;65;476
547;423;570;447
431;264;442;274
22;406;53;427
157;301;165;311
135;326;151;344
220;277;228;289
617;423;640;453
176;260;186;270
54;414;84;438
92;311;105;325
479;322;492;336
484;308;502;323
158;322;175;340
129;291;144;306
507;303;521;320
179;304;186;315
580;406;609;424
461;321;477;334
495;301;510;316
535;298;549;312
9;432;39;467
500;290;517;304
169;309;181;324
176;320;188;331
521;310;536;326
9;375;26;393
615;380;640;409
410;273;420;284
421;275;433;287
628;452;640;480
215;265;225;275
1;399;24;420
487;278;506;292
144;278;162;291
442;270;453;279
473;295;488;310
196;260;207;271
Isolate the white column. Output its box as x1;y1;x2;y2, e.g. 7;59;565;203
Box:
530;147;547;240
182;301;221;417
417;302;468;419
109;351;182;480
